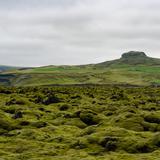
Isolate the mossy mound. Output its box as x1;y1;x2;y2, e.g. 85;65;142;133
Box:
0;86;159;159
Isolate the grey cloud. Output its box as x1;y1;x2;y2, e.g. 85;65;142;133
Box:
0;0;159;66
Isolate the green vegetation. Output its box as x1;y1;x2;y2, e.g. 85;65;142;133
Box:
0;51;160;86
0;86;160;159
0;51;160;159
1;65;160;86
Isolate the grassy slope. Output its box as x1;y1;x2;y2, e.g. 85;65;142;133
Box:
2;65;159;86
1;52;160;86
0;86;160;159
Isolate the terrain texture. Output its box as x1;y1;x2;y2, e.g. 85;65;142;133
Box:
0;86;160;159
0;51;160;159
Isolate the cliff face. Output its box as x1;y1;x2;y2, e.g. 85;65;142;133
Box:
121;51;147;59
119;51;150;65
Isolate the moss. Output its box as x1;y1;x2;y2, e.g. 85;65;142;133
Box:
126;141;154;153
71;138;88;149
79;110;100;126
114;114;145;131
30;93;60;105
152;133;160;147
99;136;119;151
0;112;18;131
5;97;26;105
59;104;70;111
144;113;160;124
31;121;47;128
19;120;30;126
80;126;96;136
12;111;23;119
0;86;160;159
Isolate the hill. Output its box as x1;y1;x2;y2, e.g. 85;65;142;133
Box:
96;51;160;67
0;65;19;72
0;51;160;86
0;54;160;159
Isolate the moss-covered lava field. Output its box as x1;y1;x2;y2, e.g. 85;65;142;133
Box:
0;85;160;159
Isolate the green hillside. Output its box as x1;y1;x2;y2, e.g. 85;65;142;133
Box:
0;51;160;86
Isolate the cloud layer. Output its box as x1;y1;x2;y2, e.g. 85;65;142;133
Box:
0;0;160;66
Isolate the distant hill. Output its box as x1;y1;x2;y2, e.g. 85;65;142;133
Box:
0;65;17;72
0;51;160;86
96;51;160;67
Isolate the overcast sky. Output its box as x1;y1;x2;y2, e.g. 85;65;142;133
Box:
0;0;160;66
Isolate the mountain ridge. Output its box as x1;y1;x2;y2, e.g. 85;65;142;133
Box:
0;51;160;86
96;51;160;67
1;51;160;70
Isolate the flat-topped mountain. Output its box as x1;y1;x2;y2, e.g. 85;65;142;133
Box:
97;51;160;67
121;51;147;59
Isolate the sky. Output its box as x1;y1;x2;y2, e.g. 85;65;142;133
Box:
0;0;160;67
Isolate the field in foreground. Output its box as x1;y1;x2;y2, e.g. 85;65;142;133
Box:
0;86;160;159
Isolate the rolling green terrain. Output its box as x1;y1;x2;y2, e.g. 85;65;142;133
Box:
0;86;160;160
0;51;160;160
0;51;160;86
